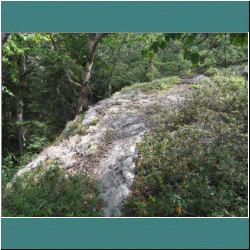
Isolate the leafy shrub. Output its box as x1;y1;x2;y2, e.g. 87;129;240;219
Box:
179;68;195;77
122;72;248;217
2;161;104;217
2;153;19;189
205;67;219;76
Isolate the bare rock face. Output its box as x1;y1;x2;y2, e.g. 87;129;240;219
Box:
95;113;149;216
9;76;206;216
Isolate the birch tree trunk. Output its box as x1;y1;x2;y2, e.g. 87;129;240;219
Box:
77;33;108;113
16;55;27;153
16;91;24;153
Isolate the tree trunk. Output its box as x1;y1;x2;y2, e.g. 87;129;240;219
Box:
108;33;128;97
16;91;24;153
1;32;11;46
16;55;27;153
77;33;109;113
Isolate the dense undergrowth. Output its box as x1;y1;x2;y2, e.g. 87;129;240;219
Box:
2;160;104;217
122;68;248;217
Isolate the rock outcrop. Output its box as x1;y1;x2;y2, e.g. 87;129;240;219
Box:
9;75;208;216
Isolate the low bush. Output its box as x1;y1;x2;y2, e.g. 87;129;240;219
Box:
2;160;104;217
122;71;248;217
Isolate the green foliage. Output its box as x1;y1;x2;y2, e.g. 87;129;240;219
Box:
75;112;87;124
60;113;100;139
141;49;154;60
230;33;248;47
62;114;87;138
121;76;181;93
2;161;104;217
67;122;86;136
204;67;220;77
122;72;248;217
2;154;19;189
22;120;54;152
184;46;200;66
2;150;40;191
62;116;99;138
196;34;247;71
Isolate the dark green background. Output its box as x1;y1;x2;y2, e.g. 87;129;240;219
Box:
1;1;249;249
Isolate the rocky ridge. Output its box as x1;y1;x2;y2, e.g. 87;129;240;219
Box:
10;74;208;216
